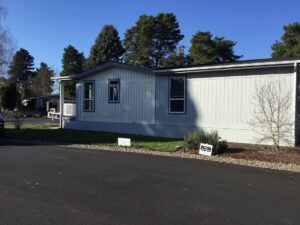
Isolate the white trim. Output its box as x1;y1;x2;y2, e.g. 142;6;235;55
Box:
294;63;298;143
155;59;300;74
51;75;76;81
59;81;64;128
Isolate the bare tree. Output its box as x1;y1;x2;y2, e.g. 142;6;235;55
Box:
250;79;294;150
13;110;25;130
0;4;14;77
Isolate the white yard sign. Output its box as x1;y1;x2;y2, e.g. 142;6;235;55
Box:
118;138;131;147
199;143;213;156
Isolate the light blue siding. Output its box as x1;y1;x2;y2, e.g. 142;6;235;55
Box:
75;68;156;124
64;66;297;146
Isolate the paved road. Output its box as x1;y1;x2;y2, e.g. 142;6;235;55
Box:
0;144;299;225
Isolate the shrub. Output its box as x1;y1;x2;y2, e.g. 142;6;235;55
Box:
0;83;19;110
185;130;227;154
13;111;25;130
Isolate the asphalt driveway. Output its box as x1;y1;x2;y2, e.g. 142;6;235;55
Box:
0;143;299;225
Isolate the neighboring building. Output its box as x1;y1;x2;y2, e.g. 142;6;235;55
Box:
27;95;75;116
54;58;300;146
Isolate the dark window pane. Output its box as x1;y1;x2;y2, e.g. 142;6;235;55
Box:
84;85;89;99
84;82;93;99
110;80;119;85
84;100;94;111
170;78;184;98
170;100;184;113
109;87;114;101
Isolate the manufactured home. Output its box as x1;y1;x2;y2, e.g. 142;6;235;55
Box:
54;58;300;146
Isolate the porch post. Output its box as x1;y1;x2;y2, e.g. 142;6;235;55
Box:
59;81;64;128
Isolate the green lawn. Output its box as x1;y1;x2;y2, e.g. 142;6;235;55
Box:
4;124;184;152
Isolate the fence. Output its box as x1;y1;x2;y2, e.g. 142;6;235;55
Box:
47;103;76;119
63;103;76;117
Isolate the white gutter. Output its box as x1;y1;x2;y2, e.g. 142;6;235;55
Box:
294;62;299;145
154;59;300;74
51;75;76;81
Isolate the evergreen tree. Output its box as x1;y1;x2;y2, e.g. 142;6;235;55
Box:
86;25;124;69
61;45;85;76
8;48;35;104
124;15;155;67
31;62;54;96
163;46;190;67
124;13;184;67
0;82;18;110
61;45;85;97
0;76;6;86
272;22;300;59
189;32;241;65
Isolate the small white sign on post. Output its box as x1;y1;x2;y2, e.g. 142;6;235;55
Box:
118;138;131;147
199;143;213;156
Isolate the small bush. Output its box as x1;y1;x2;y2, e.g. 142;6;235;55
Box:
13;111;25;130
185;129;207;150
185;130;227;154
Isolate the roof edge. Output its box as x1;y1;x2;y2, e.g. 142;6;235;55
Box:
154;58;300;74
51;62;153;81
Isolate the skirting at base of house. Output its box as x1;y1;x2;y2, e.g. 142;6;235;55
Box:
63;119;194;139
63;119;294;146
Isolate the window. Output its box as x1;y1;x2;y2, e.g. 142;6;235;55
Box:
83;81;95;111
108;79;120;103
169;77;185;113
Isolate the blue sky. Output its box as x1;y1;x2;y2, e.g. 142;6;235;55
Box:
3;0;300;73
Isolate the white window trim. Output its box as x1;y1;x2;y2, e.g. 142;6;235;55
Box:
169;76;186;114
83;80;95;112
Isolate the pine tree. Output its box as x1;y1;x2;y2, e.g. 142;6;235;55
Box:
189;32;215;64
60;45;85;97
86;25;124;69
124;13;184;67
189;32;241;65
8;48;35;103
272;22;300;59
163;46;190;67
31;62;54;96
0;82;18;110
124;15;155;67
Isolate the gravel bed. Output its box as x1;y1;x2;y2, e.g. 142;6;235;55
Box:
67;144;300;173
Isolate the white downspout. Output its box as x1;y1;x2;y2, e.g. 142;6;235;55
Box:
294;62;298;146
59;81;64;128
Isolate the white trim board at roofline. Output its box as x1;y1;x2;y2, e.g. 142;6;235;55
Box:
154;59;300;74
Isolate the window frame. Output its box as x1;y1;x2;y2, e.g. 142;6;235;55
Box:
168;76;186;114
108;78;120;104
83;80;95;112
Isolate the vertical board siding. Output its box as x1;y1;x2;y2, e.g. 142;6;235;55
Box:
73;65;296;146
76;68;155;124
155;67;296;145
